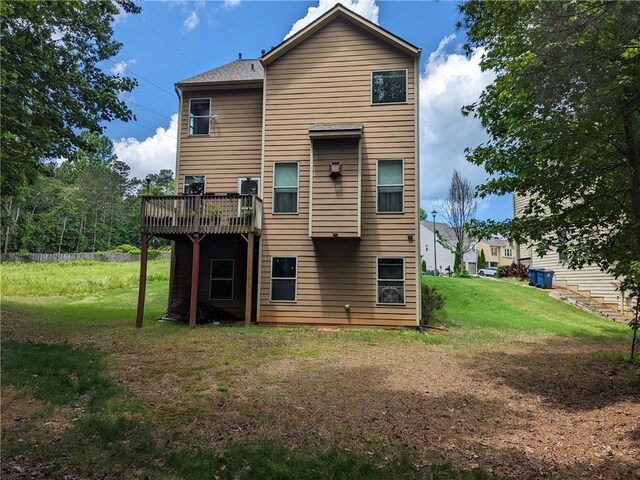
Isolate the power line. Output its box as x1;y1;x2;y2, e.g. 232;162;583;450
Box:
123;97;173;121
131;121;177;140
140;17;205;72
107;58;175;98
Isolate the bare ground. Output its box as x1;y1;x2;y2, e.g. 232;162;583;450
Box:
2;310;639;479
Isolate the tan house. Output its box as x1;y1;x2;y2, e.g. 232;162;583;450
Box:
513;194;633;313
476;237;515;268
136;5;422;328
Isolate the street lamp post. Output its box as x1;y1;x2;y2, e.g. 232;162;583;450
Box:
431;210;437;276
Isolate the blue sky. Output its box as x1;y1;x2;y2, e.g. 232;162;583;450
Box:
105;0;512;222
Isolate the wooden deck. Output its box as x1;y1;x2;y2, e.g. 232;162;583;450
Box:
140;194;263;237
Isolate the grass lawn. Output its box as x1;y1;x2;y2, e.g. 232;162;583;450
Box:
1;261;638;479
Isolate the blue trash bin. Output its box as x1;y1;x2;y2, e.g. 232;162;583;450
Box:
535;268;546;288
542;270;554;289
528;268;537;286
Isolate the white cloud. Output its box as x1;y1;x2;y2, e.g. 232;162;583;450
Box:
113;114;178;179
419;35;496;210
183;11;200;31
285;0;379;39
110;59;136;76
224;0;241;9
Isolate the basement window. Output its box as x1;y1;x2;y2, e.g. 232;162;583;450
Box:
189;98;210;135
210;259;234;300
372;70;407;104
271;257;297;302
377;258;405;305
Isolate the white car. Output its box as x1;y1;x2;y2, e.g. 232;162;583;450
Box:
478;267;498;277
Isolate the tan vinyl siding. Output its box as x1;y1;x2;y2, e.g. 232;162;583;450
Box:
513;193;532;261
259;17;417;326
177;88;263;194
311;138;359;238
533;251;624;307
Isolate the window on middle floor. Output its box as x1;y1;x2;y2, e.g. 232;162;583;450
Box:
377;159;403;213
184;175;205;195
273;162;298;213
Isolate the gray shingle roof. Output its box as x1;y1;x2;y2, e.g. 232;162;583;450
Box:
176;59;264;86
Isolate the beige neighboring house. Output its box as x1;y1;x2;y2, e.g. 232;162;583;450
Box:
476;237;515;268
513;194;633;314
136;5;422;328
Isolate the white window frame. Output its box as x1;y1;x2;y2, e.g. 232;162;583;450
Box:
237;177;261;195
504;247;513;258
272;162;299;215
209;259;234;301
376;159;404;214
183;175;206;195
188;98;211;136
237;177;261;215
490;247;498;256
376;257;406;306
270;256;298;303
371;69;408;105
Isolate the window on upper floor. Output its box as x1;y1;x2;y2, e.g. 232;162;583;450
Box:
189;99;210;135
271;257;297;302
504;247;513;257
372;70;407;104
210;259;234;300
377;159;403;213
490;247;498;256
377;258;405;305
184;175;205;195
273;162;298;214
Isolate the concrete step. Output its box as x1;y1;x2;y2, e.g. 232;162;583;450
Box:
549;291;630;323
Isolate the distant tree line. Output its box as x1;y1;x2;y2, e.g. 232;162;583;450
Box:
1;132;173;254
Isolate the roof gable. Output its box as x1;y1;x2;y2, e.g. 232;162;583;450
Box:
261;4;420;67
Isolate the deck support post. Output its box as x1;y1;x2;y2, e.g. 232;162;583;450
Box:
135;233;149;328
189;234;202;328
244;232;255;326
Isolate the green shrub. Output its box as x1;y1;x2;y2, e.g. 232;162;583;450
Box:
421;282;445;326
111;244;140;254
148;249;161;260
421;259;426;272
94;252;109;262
501;262;529;280
18;249;31;261
454;269;471;279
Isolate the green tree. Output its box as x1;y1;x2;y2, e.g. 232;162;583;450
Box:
0;0;140;197
419;208;427;221
477;249;487;270
460;1;640;334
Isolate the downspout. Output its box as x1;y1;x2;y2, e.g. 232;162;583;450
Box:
414;51;422;329
167;85;183;313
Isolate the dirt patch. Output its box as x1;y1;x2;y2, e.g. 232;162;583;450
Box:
2;308;639;479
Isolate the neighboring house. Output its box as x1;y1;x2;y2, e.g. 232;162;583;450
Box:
136;5;422;328
476;237;515;268
420;220;477;274
513;194;633;314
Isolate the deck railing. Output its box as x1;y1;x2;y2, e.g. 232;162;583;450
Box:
141;194;263;236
